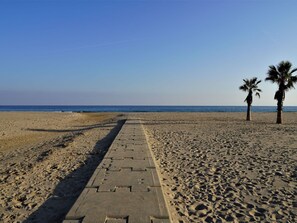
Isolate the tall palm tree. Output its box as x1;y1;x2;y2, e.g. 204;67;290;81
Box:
265;61;297;124
239;77;262;121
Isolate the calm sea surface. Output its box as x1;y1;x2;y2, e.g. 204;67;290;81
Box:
0;106;297;112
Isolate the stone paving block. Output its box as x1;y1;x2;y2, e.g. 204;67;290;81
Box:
86;168;108;188
104;147;150;159
97;158;113;169
113;140;146;146
118;133;144;137
64;187;169;223
105;154;151;160
88;168;160;191
105;217;128;223
107;157;155;171
105;149;151;160
116;134;142;139
104;156;151;161
110;146;146;152
110;146;149;153
109;141;147;150
64;119;171;223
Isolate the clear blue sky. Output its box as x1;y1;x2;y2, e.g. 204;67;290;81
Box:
0;0;296;105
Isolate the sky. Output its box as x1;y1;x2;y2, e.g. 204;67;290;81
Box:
0;0;297;106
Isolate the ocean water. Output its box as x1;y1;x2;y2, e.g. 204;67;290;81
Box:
0;105;297;112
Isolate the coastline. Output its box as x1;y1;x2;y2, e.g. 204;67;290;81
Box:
1;105;297;113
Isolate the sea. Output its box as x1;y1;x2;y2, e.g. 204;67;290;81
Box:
0;106;297;112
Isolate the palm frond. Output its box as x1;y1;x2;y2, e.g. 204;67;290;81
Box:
251;77;258;84
291;75;297;83
240;77;261;102
239;85;248;91
278;61;292;74
256;80;262;85
255;92;260;98
243;79;249;85
266;65;279;83
285;77;297;90
290;68;297;74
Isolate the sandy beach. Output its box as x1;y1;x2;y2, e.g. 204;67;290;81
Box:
1;112;297;222
0;112;121;223
136;112;297;222
2;0;297;222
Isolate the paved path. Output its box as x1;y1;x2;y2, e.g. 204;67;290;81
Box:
63;119;170;223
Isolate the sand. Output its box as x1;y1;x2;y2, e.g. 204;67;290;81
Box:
135;112;297;223
1;112;297;223
0;112;122;223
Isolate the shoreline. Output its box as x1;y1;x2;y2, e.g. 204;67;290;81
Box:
0;105;297;113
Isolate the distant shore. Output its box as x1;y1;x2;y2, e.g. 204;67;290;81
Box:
1;105;297;113
1;112;296;222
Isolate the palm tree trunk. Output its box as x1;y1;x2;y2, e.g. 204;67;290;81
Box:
246;104;251;121
276;99;283;124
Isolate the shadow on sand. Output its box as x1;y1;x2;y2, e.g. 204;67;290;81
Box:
26;124;116;133
23;119;126;223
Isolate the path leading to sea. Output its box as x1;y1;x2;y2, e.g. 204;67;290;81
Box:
63;119;170;223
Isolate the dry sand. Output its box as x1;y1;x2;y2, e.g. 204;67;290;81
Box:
1;112;297;223
0;112;123;223
135;112;297;223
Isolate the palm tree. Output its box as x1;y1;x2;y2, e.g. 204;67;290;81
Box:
265;61;297;124
239;77;262;121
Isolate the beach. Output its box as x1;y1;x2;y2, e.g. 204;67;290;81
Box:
1;112;297;222
137;112;297;222
0;112;121;222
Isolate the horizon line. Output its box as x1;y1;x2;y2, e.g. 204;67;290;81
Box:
0;105;296;107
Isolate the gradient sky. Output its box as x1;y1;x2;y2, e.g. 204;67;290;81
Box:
0;0;297;105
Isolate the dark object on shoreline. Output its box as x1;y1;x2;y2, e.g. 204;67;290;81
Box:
239;77;262;121
265;61;297;124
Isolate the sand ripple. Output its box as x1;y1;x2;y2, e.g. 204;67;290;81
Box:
141;113;297;223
